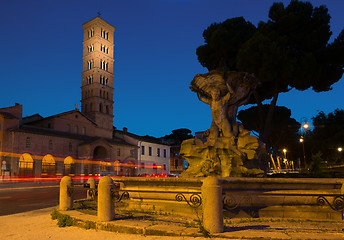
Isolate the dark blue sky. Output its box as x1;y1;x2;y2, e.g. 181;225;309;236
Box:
1;0;343;137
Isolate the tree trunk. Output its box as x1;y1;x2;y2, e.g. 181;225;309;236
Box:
253;90;265;136
261;84;280;147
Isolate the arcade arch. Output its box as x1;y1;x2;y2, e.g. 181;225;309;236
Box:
42;154;56;176
64;156;75;175
19;153;34;177
92;146;108;175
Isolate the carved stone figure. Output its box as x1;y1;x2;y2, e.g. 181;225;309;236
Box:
181;70;264;178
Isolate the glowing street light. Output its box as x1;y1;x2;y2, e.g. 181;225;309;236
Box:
338;147;343;152
283;148;287;158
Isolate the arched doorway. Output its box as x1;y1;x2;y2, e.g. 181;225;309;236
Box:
93;146;108;175
42;154;56;176
19;153;34;177
64;156;75;176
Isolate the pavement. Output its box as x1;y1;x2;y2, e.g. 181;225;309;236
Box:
2;181;344;239
1;205;344;240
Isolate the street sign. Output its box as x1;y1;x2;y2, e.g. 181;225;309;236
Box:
1;160;6;170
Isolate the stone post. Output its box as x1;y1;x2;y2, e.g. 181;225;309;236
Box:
201;176;223;233
87;177;96;199
98;176;115;221
59;176;73;210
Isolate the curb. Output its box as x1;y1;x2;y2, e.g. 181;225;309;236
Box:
54;209;204;238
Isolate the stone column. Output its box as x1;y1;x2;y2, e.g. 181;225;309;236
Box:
87;177;96;199
98;176;115;221
59;176;73;210
201;176;223;233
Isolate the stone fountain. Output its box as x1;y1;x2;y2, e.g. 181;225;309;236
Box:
180;70;265;178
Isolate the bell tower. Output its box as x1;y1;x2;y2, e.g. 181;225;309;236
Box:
81;17;115;136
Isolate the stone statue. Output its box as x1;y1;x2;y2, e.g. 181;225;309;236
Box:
181;70;264;178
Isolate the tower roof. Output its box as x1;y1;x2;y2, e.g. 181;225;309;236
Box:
82;16;115;31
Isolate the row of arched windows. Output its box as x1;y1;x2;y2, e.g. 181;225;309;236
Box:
84;89;93;98
84;89;110;100
101;44;109;54
99;103;110;114
85;75;109;86
100;90;110;100
86;60;109;71
18;153;76;177
66;124;86;135
100;75;108;85
88;28;109;40
25;137;53;150
101;29;109;39
100;60;108;71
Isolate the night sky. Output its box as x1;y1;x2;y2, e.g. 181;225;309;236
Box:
1;0;343;137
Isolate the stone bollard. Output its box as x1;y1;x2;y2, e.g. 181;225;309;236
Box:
201;176;223;233
59;176;73;210
87;177;96;199
98;176;115;221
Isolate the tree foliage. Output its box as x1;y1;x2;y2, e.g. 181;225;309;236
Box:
196;0;344;146
161;128;193;145
237;105;300;155
309;109;344;165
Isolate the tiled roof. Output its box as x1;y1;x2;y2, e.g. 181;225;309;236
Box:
0;111;18;119
25;109;97;126
9;125;136;147
114;129;170;146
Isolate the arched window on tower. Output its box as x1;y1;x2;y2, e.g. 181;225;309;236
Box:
88;60;93;70
88;28;94;38
99;103;103;112
88;45;94;52
106;105;109;114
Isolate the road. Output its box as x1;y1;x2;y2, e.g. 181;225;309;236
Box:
0;183;86;216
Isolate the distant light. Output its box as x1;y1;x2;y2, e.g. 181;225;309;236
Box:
303;123;309;129
283;149;287;153
299;138;304;143
339;147;343;152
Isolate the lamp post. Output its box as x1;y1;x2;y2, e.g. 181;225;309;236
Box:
283;148;287;159
282;148;288;169
300;118;309;168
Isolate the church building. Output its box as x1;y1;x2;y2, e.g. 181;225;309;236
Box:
0;16;169;179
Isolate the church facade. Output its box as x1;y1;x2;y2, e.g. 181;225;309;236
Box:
0;17;170;179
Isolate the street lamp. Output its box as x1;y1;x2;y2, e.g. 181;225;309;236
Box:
283;148;287;158
300;118;309;168
338;147;343;152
